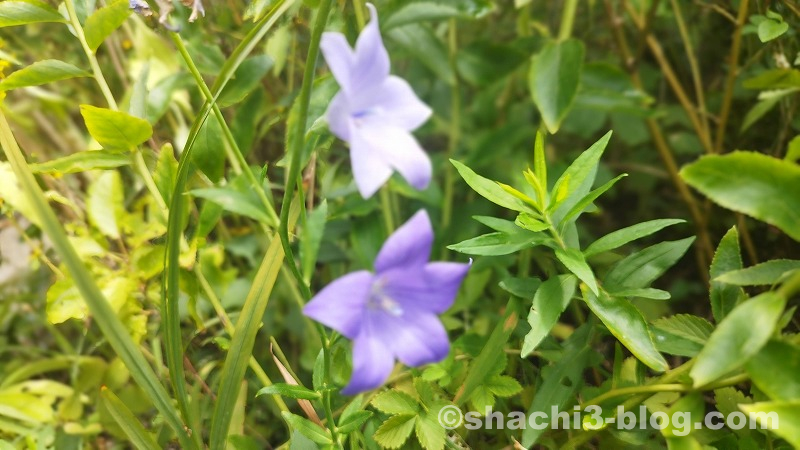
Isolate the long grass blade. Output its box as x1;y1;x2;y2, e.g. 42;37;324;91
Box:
100;387;161;450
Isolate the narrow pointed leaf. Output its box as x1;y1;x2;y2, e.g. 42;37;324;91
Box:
548;131;612;221
715;259;800;286
0;60;90;91
584;219;685;257
709;227;745;321
555;247;598;295
100;387;160;450
522;275;576;356
603;237;695;291
0;1;66;27
80;105;153;150
451;159;534;213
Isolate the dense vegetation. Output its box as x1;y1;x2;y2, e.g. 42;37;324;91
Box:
1;0;799;448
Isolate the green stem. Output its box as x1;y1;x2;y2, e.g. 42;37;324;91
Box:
441;19;461;236
379;186;395;234
557;0;580;41
279;0;334;302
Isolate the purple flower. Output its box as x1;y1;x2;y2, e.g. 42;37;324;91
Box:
320;3;433;199
303;210;470;394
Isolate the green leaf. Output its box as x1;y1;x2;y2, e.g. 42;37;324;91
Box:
739;401;800;448
559;173;627;225
714;259;800;286
691;292;787;387
652;328;704;357
191;117;226;182
522;275;577;356
450;159;534;213
100;387;159;450
651;314;713;345
371;390;420;415
584;219;685;257
218;55;273;107
533;130;547;198
709;227;745;322
79;105;153;150
522;324;593;447
485;375;522;397
454;298;519;405
529;39;585;133
555;247;598;295
387;24;455;85
255;383;320;400
372;414;416;449
0;1;65;27
745;340;800;401
190;187;274;225
582;288;668;372
29;149;130;174
603;237;695;291
87;171;124;239
498;276;541;299
741;95;782;132
758;18;789;42
742;69;800;90
680;151;800;242
448;231;544;256
301;200;327;282
548;131;612;220
154;144;178;205
384;2;480;29
0;60;90;91
336;410;372;434
416;406;447;450
609;288;671;300
281;412;332;445
472;216;520;234
84;0;131;52
515;213;548;232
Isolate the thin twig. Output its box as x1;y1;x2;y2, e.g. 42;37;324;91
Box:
714;0;750;153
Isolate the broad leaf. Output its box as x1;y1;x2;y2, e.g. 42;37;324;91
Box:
529;39;585;133
87;171;124;239
191;117;225;182
745;340;800;401
714;259;800;286
0;1;65;27
371;390;419;416
691;292;787;387
0;60;90;91
739;401;800;448
372;414;416;449
651;314;713;345
582;288;668;372
84;0;131;52
603;237;694;291
709;227;745;322
680;151;800;242
80;105;153;150
521;275;576;356
281;412;331;445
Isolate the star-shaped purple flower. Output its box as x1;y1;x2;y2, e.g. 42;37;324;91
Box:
320;4;433;199
303;210;470;394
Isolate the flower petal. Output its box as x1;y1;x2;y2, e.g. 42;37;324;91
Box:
342;331;396;395
355;121;432;192
325;92;352;142
375;210;433;272
372;76;432;131
320;32;355;94
350;128;394;198
382;261;471;314
371;311;450;367
303;270;373;339
351;3;390;91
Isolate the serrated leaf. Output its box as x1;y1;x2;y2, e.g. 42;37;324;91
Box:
281;412;332;445
336;410;372;434
416;406;446;450
451;159;534;213
603;237;695;291
555;247;598;295
29;149;130;174
256;383;320;400
691;292;787;387
485;375;522;397
529;39;585;133
584;219;685;257
372;414;416;449
0;1;66;27
522;275;577;356
680;151;800;242
583;288;668;372
652;314;713;345
745;340;800;401
371;390;419;415
0;60;90;91
84;0;131;52
80;105;152;150
715;259;800;286
709;227;745;322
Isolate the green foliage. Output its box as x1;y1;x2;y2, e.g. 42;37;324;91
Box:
0;60;90;91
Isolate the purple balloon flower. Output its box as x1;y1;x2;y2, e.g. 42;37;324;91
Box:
320;3;433;199
303;210;470;394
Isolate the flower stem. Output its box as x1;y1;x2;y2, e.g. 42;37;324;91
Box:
441;19;461;238
379;186;395;234
557;0;579;41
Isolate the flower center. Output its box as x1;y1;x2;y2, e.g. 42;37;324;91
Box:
351;106;382;127
368;278;403;317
